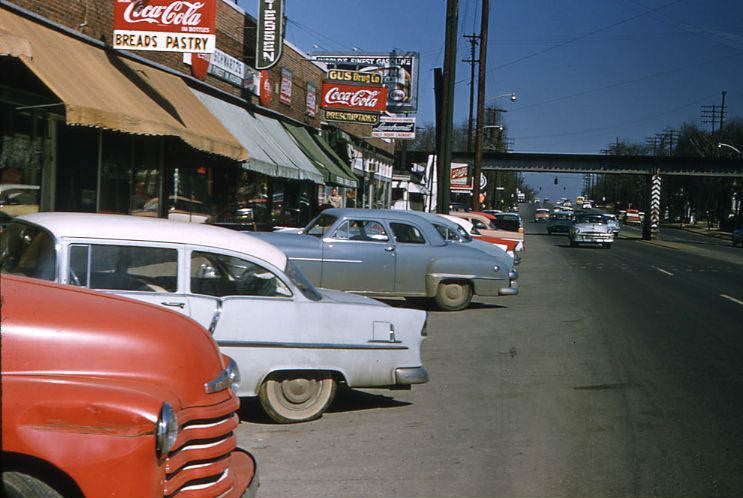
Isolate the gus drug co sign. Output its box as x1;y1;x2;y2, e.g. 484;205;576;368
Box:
256;0;284;70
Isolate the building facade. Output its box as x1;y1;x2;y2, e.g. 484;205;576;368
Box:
0;0;394;230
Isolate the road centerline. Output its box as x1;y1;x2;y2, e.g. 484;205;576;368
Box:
652;266;675;276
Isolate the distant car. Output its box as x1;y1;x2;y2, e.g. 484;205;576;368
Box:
448;211;524;250
546;212;574;235
252;208;519;311
602;213;621;234
569;213;614;248
732;227;743;247
582;202;592;209
4;213;429;423
534;208;550;222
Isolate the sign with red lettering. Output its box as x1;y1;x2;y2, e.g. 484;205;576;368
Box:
259;70;272;107
113;0;216;53
320;82;388;113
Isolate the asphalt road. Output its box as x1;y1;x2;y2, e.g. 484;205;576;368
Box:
236;204;743;497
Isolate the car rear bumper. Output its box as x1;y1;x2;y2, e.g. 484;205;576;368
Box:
395;366;429;385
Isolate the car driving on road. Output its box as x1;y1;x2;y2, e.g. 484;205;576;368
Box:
546;211;574;235
2;213;429;424
569;213;615;248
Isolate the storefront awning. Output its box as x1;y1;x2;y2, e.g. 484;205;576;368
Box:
192;89;301;180
283;123;357;188
314;133;358;188
0;8;247;161
252;114;325;184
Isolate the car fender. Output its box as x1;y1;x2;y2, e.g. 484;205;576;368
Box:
425;256;506;296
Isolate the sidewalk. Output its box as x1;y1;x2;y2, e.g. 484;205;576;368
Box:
663;222;732;240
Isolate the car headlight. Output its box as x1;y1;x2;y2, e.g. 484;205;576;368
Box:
156;402;179;459
574;227;581;234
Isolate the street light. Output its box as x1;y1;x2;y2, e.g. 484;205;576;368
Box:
486;92;517;103
717;142;741;155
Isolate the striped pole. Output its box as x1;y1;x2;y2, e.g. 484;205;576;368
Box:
650;174;661;233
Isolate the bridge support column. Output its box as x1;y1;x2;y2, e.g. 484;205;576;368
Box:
642;170;661;240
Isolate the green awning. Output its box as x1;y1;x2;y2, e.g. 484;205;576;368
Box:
313;133;357;183
283;123;358;188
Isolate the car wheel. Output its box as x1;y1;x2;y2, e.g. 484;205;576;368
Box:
2;472;63;498
434;281;473;311
259;372;337;424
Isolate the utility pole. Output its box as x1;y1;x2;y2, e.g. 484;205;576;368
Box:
472;0;489;211
463;34;480;153
701;104;719;133
720;90;727;132
436;0;458;213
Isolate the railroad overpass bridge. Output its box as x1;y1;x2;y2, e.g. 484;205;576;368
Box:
405;151;743;239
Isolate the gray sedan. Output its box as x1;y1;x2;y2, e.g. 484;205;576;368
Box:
252;208;518;311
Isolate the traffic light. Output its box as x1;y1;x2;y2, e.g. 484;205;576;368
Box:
554;177;558;185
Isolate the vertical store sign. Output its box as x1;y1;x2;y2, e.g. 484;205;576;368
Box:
306;82;317;117
113;0;217;53
256;0;284;70
259;70;272;107
280;68;292;105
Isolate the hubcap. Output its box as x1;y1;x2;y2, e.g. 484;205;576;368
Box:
444;284;462;301
280;378;319;405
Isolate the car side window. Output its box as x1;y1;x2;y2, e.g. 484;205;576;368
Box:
333;220;389;242
434;224;460;241
390;222;426;244
191;251;292;298
68;244;177;292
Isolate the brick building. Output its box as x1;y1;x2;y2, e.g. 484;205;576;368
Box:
0;0;394;229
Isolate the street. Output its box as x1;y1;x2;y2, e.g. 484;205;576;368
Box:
236;204;743;497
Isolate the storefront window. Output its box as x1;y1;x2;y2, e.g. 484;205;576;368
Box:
130;138;161;217
99;133;132;214
55;125;98;212
1;110;44;220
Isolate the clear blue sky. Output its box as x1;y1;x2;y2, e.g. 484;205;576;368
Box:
238;0;743;199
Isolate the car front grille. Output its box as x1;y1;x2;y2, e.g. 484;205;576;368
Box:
164;397;242;497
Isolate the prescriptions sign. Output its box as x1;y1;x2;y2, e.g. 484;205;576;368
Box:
113;0;216;53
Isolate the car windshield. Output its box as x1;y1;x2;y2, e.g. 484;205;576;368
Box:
304;214;337;237
550;214;572;220
576;214;607;224
0;221;56;281
284;259;322;301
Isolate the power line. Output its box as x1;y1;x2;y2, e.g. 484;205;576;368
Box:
456;0;683;86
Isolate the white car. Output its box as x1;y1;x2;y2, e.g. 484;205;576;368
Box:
569;213;614;248
1;213;429;423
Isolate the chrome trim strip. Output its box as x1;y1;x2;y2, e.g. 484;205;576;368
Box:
217;340;408;350
208;299;223;334
289;257;363;263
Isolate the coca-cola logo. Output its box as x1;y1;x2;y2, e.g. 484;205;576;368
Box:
124;1;205;26
324;87;381;108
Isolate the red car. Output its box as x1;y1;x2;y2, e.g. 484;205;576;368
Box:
1;275;258;498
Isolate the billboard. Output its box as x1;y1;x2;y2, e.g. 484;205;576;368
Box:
113;0;216;53
321;82;387;113
256;0;284;69
314;52;420;113
371;116;416;139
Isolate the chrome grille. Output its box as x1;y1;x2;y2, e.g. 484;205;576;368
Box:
164;397;243;498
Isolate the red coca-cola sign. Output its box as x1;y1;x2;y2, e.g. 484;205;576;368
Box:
113;0;216;53
320;82;388;113
259;70;272;107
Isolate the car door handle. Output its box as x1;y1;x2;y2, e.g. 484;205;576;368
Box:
385;246;395;252
161;301;186;309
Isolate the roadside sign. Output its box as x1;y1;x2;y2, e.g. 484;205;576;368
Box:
371;116;416;139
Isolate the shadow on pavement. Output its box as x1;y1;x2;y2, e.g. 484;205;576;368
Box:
327;388;412;414
379;298;507;311
237;388;413;424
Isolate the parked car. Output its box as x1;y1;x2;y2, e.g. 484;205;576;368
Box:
569;213;614;248
0;183;39;217
1;275;258;498
439;214;520;260
534;208;550;222
602;213;621;234
3;213;429;423
546;212;574;234
449;211;525;250
252;208;519;311
732;226;743;247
